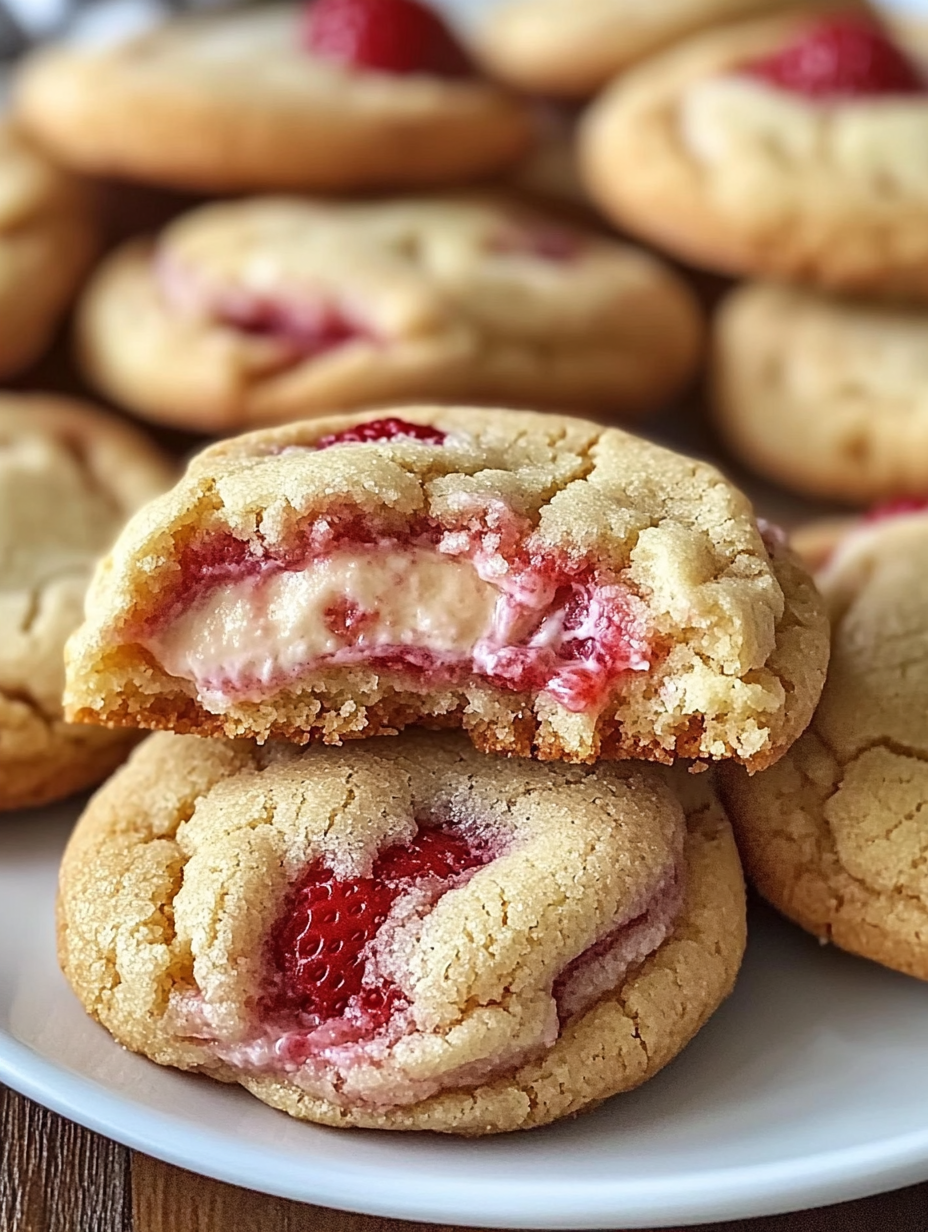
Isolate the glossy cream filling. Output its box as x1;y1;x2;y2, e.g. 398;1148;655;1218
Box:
145;542;651;713
149;547;503;703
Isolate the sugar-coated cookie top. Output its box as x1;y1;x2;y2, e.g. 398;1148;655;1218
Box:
61;729;686;1111
79;404;783;674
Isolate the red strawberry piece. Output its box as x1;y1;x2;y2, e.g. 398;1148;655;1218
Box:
268;826;487;1029
216;296;371;357
316;417;447;449
301;0;473;78
742;16;925;99
864;497;928;523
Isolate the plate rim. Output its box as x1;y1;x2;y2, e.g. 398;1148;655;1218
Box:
4;1027;928;1228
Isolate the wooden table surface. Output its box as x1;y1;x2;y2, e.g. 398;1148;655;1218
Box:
1;1084;926;1232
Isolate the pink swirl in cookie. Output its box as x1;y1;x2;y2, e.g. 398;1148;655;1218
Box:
142;511;652;716
175;816;683;1109
301;0;473;78
741;17;926;99
317;418;447;449
863;497;928;523
487;225;583;262
155;251;376;361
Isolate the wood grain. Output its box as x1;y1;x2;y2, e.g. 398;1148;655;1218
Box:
4;1081;928;1232
0;1085;131;1232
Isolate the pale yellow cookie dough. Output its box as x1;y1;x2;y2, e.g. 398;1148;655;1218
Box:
0;394;174;809
58;729;746;1134
76;194;703;432
13;6;531;193
64;406;829;771
723;509;928;977
714;281;928;504
581;12;928;296
475;0;840;98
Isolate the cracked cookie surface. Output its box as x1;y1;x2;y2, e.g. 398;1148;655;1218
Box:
0;123;97;379
0;394;174;809
57;728;746;1134
722;508;928;977
76;194;703;432
64;405;828;770
12;5;531;194
580;13;928;296
714;281;928;504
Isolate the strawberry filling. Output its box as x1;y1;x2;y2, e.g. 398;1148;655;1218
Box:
142;520;652;716
317;418;447;449
265;824;493;1055
173;819;683;1108
863;497;928;523
213;297;372;357
301;0;473;78
741;16;926;99
155;250;377;361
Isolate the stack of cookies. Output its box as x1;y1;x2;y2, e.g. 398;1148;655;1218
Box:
4;0;928;1145
53;405;829;1133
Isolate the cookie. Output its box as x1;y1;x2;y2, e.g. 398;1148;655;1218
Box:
581;12;928;297
58;728;746;1134
722;504;928;978
75;194;704;433
0;394;174;810
713;281;928;504
475;0;835;99
63;406;829;771
0;123;96;379
13;2;532;194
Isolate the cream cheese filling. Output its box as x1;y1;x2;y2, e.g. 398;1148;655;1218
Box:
148;547;502;701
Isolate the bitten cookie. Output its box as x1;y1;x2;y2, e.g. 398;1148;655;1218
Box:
63;406;829;770
475;0;835;99
58;729;746;1134
0;123;96;379
13;1;532;194
0;395;174;810
581;12;928;296
722;504;928;978
75;194;704;432
714;281;928;504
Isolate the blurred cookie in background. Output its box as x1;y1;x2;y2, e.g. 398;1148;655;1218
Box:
0;394;174;809
581;11;928;297
501;105;592;218
75;193;704;432
713;281;928;505
789;513;857;571
474;0;843;99
12;0;533;193
0;122;96;379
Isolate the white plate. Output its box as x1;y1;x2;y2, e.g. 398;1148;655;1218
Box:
3;801;928;1228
